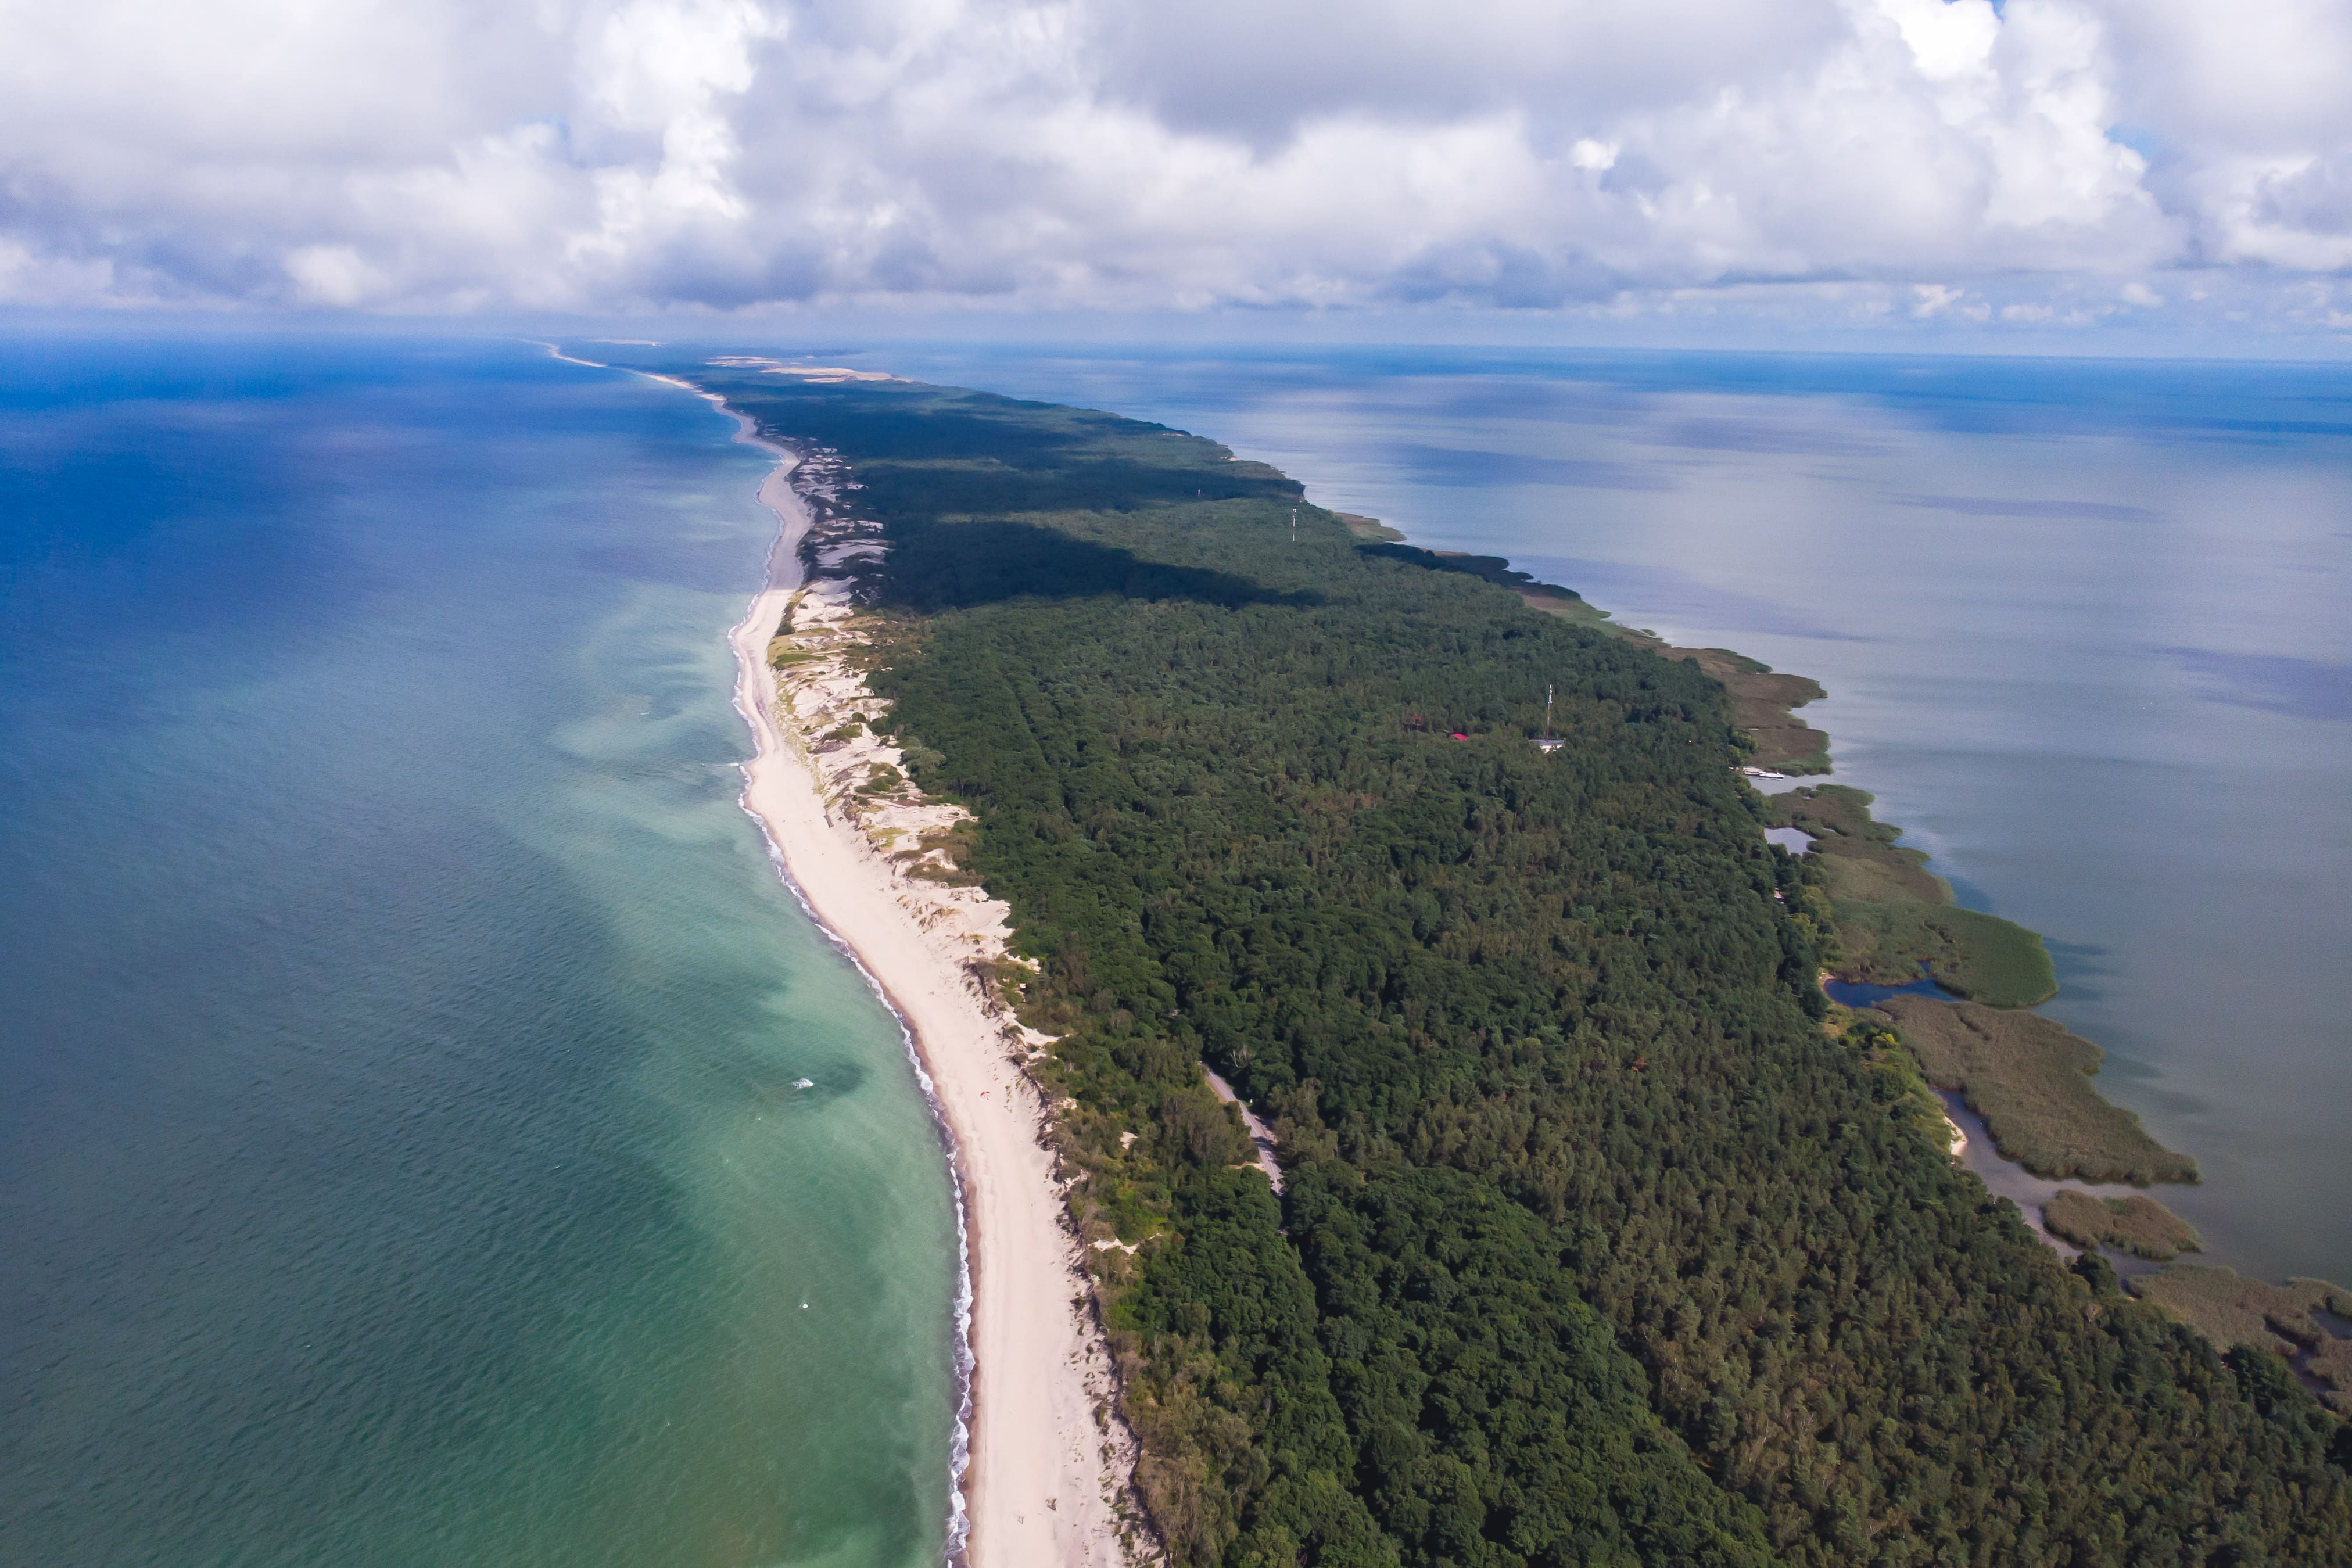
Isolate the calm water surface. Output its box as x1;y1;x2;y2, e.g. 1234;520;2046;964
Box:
875;343;2352;1288
1;338;956;1566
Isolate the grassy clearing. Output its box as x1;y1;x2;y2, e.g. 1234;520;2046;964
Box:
1820;851;1944;905
1879;996;2197;1184
2043;1189;2203;1260
1673;649;1831;774
1334;512;1403;543
899;821;984;886
1516;584;1625;634
1770;785;1945;901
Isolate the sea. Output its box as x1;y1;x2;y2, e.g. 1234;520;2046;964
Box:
875;342;2352;1290
0;336;958;1566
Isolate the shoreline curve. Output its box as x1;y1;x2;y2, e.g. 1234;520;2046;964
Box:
718;424;979;1566
711;413;1135;1568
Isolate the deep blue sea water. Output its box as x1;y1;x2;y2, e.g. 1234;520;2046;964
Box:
863;342;2352;1288
1;338;956;1566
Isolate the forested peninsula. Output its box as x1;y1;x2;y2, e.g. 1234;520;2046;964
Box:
622;352;2351;1567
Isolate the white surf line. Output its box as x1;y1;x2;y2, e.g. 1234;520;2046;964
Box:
719;441;980;1568
711;403;987;1567
540;338;986;1564
689;362;1139;1567
719;457;1133;1568
550;339;1141;1567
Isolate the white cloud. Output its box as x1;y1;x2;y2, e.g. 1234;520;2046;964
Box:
1914;284;1967;317
284;246;384;307
0;0;2344;325
1912;283;1992;321
1569;139;1618;173
2088;0;2352;272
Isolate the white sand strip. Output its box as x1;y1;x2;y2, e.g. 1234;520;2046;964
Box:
723;447;1135;1568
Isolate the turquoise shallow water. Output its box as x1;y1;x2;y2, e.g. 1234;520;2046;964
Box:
867;343;2352;1289
1;338;956;1566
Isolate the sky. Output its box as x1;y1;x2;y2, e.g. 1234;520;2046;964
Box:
3;0;2349;351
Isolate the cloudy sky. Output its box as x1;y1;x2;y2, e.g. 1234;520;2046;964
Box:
3;0;2349;345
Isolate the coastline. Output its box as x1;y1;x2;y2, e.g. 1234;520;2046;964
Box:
1385;503;2352;1397
719;433;1138;1568
1428;504;2166;1192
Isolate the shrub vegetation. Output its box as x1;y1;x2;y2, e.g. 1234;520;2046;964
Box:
2043;1189;2204;1260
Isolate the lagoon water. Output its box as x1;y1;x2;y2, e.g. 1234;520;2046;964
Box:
880;343;2352;1290
0;338;957;1565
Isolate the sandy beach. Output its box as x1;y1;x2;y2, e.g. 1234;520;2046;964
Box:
722;436;1137;1568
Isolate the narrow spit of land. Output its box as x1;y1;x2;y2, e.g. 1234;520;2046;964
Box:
586;346;2349;1567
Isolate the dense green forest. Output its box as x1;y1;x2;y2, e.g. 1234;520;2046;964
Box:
631;354;2351;1567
